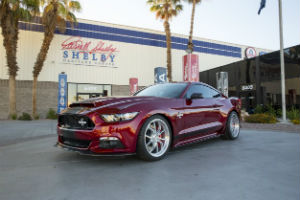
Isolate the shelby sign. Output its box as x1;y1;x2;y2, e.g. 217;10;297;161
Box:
61;36;118;67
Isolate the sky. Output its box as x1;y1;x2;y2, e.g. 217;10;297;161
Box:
76;0;300;50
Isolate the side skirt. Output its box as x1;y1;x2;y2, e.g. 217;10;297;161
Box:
173;133;221;148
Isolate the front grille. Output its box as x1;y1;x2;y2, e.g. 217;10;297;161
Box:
58;114;95;130
60;136;90;148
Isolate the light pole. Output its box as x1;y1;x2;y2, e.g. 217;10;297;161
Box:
278;0;286;122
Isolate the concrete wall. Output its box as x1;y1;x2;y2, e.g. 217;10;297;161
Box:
0;79;58;119
0;80;139;119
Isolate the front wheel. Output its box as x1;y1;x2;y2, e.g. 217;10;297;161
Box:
224;111;240;140
136;115;172;161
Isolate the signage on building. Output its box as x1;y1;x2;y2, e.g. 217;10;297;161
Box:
58;73;67;113
154;67;167;83
130;78;138;95
245;47;257;59
241;84;255;91
61;36;119;67
259;51;267;56
183;54;199;82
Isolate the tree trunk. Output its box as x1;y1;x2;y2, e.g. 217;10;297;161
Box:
32;76;38;117
1;7;19;118
164;20;172;82
32;7;57;116
9;75;16;118
188;0;196;52
32;33;54;116
33;30;55;77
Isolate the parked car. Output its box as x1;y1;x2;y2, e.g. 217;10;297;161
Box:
56;82;241;161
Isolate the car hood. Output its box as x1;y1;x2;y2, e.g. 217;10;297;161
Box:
64;96;170;115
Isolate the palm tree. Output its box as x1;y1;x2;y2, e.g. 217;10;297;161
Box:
32;0;81;117
0;0;39;118
186;0;201;53
147;0;182;82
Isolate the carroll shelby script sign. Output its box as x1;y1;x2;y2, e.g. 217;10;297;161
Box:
61;36;118;67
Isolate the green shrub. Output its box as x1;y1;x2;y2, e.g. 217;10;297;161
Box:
291;119;300;125
254;105;264;114
18;112;32;121
287;107;300;121
265;104;276;117
11;114;17;120
33;114;40;120
254;104;277;117
46;108;57;119
245;113;277;124
276;109;282;118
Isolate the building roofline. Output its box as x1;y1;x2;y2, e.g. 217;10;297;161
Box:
77;17;272;52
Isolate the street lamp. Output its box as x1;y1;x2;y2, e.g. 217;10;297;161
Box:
278;0;286;122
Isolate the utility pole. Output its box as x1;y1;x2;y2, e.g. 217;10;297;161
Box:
278;0;286;122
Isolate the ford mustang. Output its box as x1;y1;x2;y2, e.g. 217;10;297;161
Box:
56;82;241;161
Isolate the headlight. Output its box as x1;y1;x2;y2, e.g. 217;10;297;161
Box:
100;112;139;123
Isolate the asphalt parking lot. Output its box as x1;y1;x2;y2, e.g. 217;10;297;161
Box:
0;121;299;200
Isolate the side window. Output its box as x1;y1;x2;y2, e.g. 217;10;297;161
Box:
186;85;220;99
186;85;203;99
205;86;220;98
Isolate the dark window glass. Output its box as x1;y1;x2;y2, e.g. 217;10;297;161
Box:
185;84;220;99
135;83;188;98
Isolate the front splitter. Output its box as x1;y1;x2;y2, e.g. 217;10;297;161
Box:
55;142;135;157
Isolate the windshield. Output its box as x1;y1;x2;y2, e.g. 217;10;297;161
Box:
135;83;188;98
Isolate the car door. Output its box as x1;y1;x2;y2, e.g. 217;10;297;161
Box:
201;85;224;132
182;84;222;137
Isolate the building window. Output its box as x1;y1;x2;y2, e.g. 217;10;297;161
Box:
67;83;112;105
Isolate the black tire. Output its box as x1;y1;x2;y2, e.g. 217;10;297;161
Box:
223;111;240;140
136;115;172;161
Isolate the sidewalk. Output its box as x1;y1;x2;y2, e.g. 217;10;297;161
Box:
241;122;300;133
0;120;57;146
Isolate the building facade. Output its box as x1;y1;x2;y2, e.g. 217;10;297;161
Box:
0;18;269;118
200;45;300;112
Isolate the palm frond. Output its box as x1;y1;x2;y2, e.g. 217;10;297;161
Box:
147;0;183;20
69;0;81;11
185;0;201;3
58;2;67;16
56;15;66;32
66;11;76;23
44;3;53;14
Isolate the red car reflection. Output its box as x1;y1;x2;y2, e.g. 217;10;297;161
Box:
56;82;241;161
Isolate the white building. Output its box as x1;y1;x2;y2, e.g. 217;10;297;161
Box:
0;18;270;118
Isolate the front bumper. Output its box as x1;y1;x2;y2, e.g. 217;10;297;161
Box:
56;113;144;154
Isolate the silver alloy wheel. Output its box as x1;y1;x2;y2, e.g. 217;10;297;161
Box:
144;119;170;158
230;113;240;138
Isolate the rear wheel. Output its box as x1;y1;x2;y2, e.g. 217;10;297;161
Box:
223;111;240;140
137;115;171;161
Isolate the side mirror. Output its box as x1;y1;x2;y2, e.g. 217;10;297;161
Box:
190;93;203;99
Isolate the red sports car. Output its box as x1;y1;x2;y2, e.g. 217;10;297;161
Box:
56;82;241;161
